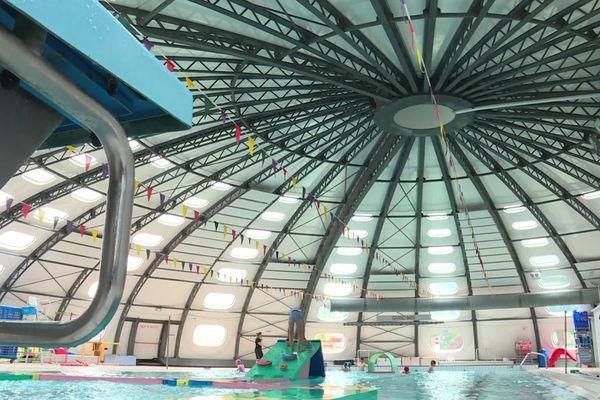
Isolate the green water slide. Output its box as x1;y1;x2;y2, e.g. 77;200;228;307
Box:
245;340;325;381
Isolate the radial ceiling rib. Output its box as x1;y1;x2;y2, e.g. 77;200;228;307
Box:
300;134;404;316
447;137;541;348
453;133;587;288
233;124;382;358
431;138;479;354
355;137;415;354
369;0;419;92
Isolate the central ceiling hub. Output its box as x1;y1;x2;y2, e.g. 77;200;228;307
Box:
374;95;473;137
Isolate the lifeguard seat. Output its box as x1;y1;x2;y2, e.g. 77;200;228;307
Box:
0;0;192;346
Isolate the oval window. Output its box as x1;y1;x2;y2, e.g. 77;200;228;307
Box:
428;262;456;274
529;255;559;268
537;274;570;290
203;293;235;310
428;281;459;296
193;325;226;347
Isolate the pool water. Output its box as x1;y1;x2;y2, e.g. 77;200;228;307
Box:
0;368;585;399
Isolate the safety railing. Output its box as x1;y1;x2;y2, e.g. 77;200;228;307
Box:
0;24;134;347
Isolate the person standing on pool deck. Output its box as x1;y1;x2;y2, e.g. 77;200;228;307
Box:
254;332;263;360
288;308;309;353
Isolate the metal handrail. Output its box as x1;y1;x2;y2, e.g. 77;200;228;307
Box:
0;25;134;346
519;352;548;369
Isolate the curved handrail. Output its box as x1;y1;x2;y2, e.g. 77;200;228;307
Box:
0;25;134;346
519;352;548;369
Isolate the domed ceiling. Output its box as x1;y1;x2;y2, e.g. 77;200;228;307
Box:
0;0;599;360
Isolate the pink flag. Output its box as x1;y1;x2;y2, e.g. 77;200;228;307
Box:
22;203;31;219
235;124;241;144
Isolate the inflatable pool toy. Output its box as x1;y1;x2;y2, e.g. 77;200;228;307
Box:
367;352;398;373
548;348;577;367
256;359;272;366
282;353;297;361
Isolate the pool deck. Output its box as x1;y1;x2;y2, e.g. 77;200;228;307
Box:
0;363;214;374
533;368;600;399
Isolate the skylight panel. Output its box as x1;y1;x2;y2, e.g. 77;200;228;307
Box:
512;220;537;231
212;181;231;191
428;262;456;274
261;211;285;222
324;282;353;297
351;213;373;222
529;254;560;268
22;168;56;185
157;214;185;227
246;229;272;240
0;231;36;251
183;197;209;209
521;237;549;248
428;281;459;296
150;156;171;168
127;256;143;272
336;247;362;256
427;228;451;238
132;232;163;247
278;195;299;204
503;205;526;214
33;207;68;224
231;247;258;260
427;246;454;255
330;263;358;275
426;213;449;221
71;188;102;203
69;153;97;168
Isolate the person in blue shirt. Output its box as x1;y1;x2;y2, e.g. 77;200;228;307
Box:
287;308;309;353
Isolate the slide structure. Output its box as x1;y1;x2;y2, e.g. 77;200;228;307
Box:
246;340;325;381
548;348;577;367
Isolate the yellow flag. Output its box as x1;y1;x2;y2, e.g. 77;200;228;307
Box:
185;77;195;89
66;145;77;152
255;241;259;249
292;177;298;189
173;257;178;267
38;209;44;223
182;204;189;218
249;137;255;156
323;206;329;220
135;179;140;191
224;225;228;238
92;230;98;242
416;47;425;73
136;244;141;256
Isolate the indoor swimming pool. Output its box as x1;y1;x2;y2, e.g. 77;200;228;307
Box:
0;368;586;400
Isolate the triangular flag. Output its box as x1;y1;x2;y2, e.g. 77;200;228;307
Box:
185;77;195;89
220;110;227;123
136;244;141;256
324;206;329;220
249;137;255;156
272;159;277;172
102;163;109;178
66;220;74;235
173;257;178;267
263;244;267;255
165;254;169;264
142;36;154;50
164;58;175;72
22;203;31;219
223;225;228;238
79;224;85;237
196;265;200;274
53;216;59;230
214;221;219;230
92;230;98;242
160;193;166;208
85;154;92;172
283;168;287;179
235;124;241;144
292;177;298;189
232;229;237;240
182;204;188;218
146;249;151;260
66;145;77;152
38;209;44;223
194;211;199;221
135;179;140;191
5;197;13;211
146;186;153;201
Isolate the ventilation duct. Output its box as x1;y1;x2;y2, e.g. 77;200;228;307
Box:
330;288;600;313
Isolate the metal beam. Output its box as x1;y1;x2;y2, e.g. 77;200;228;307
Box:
431;138;479;356
355;137;415;355
369;0;419;92
136;0;176;26
447;136;541;348
421;0;438;91
413;138;425;356
300;134;404;316
233;126;382;358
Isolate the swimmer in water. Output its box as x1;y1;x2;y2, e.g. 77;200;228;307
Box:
428;360;436;373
